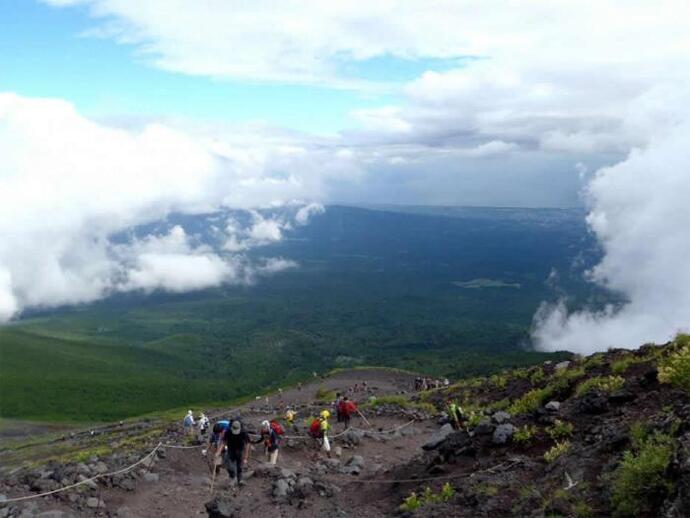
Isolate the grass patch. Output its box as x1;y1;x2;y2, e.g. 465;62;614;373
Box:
575;375;625;396
547;419;574;440
315;387;337;403
544;440;571;462
508;386;553;415
514;424;538;443
658;334;690;391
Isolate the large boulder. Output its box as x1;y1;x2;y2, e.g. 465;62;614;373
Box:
272;478;291;498
474;418;495;435
492;424;516;445
422;423;454;450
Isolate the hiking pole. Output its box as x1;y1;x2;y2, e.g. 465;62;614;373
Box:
356;408;372;428
210;467;217;494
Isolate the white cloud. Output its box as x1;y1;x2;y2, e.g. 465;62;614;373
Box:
533;120;690;353
295;202;325;225
0;93;329;320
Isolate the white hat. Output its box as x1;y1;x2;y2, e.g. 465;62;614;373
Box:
261;420;270;429
187;410;193;415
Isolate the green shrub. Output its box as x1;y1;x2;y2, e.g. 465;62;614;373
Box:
544;440;571;462
490;373;508;389
400;492;422;512
575;375;625;396
530;367;545;385
629;421;649;450
547;419;574;440
440;482;455;502
487;398;510;411
611;432;675;517
611;355;643;375
400;483;455;512
466;411;484;428
508;386;552;415
658;339;690;391
554;365;586;382
514;424;538;443
584;353;606;369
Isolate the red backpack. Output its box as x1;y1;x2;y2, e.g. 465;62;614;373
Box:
270;420;285;436
309;418;322;438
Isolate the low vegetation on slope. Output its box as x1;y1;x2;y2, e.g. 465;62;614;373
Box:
410;334;690;517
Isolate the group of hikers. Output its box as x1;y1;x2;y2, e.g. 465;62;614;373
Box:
180;382;462;491
182;397;358;488
413;376;450;391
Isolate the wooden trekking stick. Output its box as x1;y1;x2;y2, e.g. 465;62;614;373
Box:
210;465;217;494
356;408;372;428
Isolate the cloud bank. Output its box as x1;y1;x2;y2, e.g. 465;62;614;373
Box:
533;120;690;353
0;93;327;321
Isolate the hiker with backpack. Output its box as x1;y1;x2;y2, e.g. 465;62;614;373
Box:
205;419;230;474
215;420;251;487
446;399;463;430
338;396;357;429
198;412;210;436
308;410;332;457
259;419;285;465
183;410;195;437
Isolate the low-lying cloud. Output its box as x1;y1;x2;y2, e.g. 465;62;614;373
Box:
533;120;690;353
0;93;327;321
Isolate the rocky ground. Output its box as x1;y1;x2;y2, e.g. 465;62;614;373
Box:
2;338;690;517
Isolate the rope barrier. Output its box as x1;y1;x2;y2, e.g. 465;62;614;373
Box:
0;417;419;504
1;442;163;504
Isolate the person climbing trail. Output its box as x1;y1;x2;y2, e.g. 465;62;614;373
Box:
183;410;195;438
198;412;209;436
319;409;332;457
216;420;250;488
285;408;298;432
205;419;230;474
259;419;285;465
446;399;464;430
339;396;357;429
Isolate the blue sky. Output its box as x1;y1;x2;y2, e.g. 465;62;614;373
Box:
0;1;463;134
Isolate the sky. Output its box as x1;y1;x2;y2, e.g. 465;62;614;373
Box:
1;1;690;350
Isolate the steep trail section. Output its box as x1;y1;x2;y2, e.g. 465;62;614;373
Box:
0;368;437;516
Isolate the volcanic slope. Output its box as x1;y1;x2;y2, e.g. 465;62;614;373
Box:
2;336;690;517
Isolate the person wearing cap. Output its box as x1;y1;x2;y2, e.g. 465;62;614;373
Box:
259;420;282;465
216;420;250;487
183;410;195;437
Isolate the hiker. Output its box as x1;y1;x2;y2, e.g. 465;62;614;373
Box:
259;419;284;465
198;412;210;436
206;419;230;474
183;410;195;437
339;396;357;429
334;392;343;423
446;399;463;430
443;378;450;387
216;420;250;487
319;410;332;456
285;408;298;432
